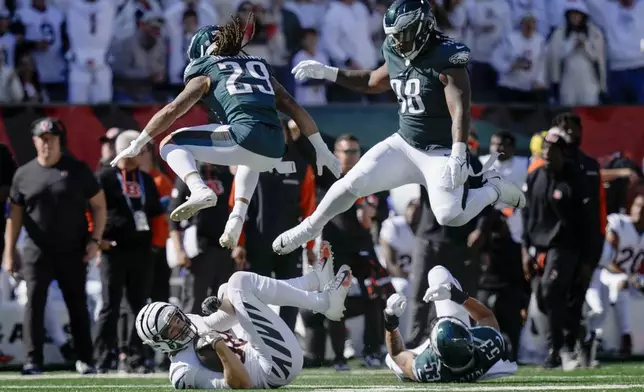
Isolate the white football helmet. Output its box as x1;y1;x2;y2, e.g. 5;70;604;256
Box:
136;302;197;354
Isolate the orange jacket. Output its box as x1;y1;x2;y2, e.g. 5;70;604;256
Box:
229;165;317;249
148;168;174;248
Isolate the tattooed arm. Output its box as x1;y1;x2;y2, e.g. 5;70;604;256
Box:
439;67;471;145
386;328;418;381
334;63;391;94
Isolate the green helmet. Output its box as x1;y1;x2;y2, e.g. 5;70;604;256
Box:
430;317;475;371
383;0;435;60
187;25;221;60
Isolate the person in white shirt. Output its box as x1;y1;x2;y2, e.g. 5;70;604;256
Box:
378;198;421;341
584;0;644;104
491;13;547;103
479;131;528;244
464;0;512;99
13;0;68;100
0;9;17;70
506;0;548;37
433;0;466;42
136;241;351;389
66;0;116;104
547;0;606;106
320;0;377;102
292;28;328;105
112;0;164;42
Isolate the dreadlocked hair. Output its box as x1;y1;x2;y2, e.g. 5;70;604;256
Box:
212;13;256;56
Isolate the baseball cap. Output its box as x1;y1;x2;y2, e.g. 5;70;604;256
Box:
115;130;141;155
31;117;66;137
100;127;124;143
544;127;572;146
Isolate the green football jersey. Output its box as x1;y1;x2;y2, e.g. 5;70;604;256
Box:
413;326;505;383
381;33;471;150
183;55;282;129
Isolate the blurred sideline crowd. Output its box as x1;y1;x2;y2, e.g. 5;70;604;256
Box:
2;110;644;375
0;0;642;106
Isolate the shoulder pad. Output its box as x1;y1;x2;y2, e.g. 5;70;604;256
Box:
183;56;216;84
606;213;626;234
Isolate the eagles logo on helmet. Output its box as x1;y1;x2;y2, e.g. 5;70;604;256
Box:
383;0;436;61
187;25;222;60
430;317;475;371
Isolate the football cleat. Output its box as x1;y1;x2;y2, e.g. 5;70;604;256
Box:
483;171;526;208
170;187;217;222
272;218;320;255
219;214;244;249
313;241;336;291
323;265;352;322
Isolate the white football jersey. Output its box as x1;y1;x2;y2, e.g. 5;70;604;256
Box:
169;314;267;389
14;5;66;83
379;216;415;273
66;0;115;67
0;33;17;68
607;213;644;274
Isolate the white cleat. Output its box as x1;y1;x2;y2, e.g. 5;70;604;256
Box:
170;187;217;222
483;171;526;208
272;218;319;255
323;265;352;322
219;214;244;249
313;241;336;291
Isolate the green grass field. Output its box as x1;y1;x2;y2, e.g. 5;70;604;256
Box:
1;364;644;391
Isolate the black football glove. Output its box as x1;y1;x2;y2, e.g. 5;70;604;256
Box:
383;310;400;332
201;296;222;316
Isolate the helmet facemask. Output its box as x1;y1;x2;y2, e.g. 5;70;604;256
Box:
156;307;198;352
384;8;435;61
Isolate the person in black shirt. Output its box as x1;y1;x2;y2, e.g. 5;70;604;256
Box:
1;143;17;257
522;127;593;369
3;118;106;375
94;130;164;373
97;128;124;170
168;162;234;315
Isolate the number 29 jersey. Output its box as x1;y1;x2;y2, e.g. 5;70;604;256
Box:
183;55;282;130
606;213;644;274
413;326;505;383
381;33;470;150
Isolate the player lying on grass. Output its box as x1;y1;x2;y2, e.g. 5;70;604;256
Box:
136;242;351;389
110;13;340;250
383;265;517;382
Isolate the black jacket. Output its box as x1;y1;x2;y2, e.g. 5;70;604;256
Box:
574;150;604;267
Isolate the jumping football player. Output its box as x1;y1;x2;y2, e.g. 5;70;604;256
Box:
136;241;351;389
382;265;517;382
110;14;340;249
273;0;525;255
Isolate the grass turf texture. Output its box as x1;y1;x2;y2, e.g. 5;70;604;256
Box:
1;363;644;391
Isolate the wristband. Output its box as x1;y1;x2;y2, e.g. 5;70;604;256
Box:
135;132;152;146
324;66;339;83
308;132;327;150
449;285;469;305
451;142;467;158
383;310;400;332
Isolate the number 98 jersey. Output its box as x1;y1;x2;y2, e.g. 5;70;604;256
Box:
184;55;283;131
413;326;505;383
382;33;470;150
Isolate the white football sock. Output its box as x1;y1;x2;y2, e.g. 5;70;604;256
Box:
231;165;259;219
307;178;358;232
444;186;498;227
160;144;206;193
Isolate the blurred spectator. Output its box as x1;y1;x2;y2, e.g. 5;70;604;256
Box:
321;0;377;102
507;0;548;37
112;0;164;42
165;0;218;85
432;0;466;41
1;143;16;258
168;162;234;315
13;0;68;101
585;0;644;104
464;0;511;100
167;8;199;86
137;142;173;304
97;128;123;170
15;52;47;102
111;10;167;103
3;118;106;375
66;0;116;104
284;0;325;30
378;197;421;341
603;152;643;215
0;49;24;102
93;130;164;373
0;8;17;69
230;121;317;331
547;1;606;106
270;0;302;59
529;130;547;164
480;131;529;244
491;13;547;103
521;127;593;369
292;28;327;105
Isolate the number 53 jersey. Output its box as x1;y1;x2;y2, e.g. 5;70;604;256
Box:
184;55;283;131
413;326;505;382
381;33;470;151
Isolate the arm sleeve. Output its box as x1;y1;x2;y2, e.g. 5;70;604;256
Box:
168;178;190;231
300;165;317;250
